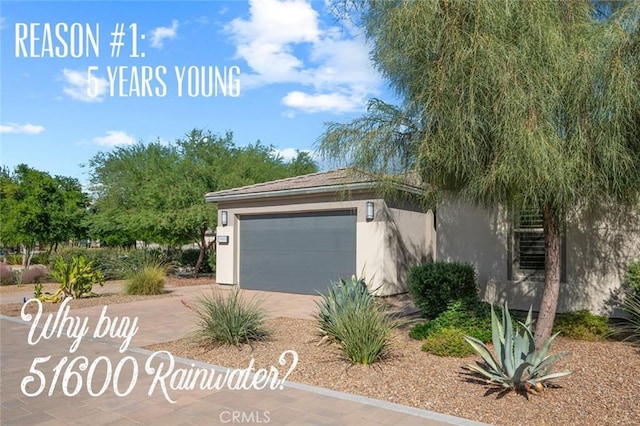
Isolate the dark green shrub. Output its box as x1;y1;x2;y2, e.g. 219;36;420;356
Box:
407;261;478;319
421;328;476;357
191;288;270;347
179;249;213;274
30;252;50;265
623;261;640;300
553;310;613;341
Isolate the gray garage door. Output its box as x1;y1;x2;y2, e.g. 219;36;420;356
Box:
239;210;356;294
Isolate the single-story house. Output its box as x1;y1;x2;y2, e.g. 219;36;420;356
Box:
205;168;435;296
206;169;640;314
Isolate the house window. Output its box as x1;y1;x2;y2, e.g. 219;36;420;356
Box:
510;207;566;281
514;208;546;272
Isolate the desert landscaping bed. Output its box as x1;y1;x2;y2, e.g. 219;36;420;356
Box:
147;316;640;426
0;276;212;316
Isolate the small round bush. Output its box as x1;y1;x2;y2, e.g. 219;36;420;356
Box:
407;262;479;319
553;310;613;341
421;327;476;357
410;299;492;344
124;265;166;295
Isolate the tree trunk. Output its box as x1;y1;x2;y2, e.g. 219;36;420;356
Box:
193;227;208;279
21;245;33;269
534;203;562;348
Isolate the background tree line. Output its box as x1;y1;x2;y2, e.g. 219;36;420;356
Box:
1;129;317;274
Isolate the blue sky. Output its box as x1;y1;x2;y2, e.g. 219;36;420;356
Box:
0;0;395;184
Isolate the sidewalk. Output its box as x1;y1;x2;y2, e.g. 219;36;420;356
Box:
0;285;487;426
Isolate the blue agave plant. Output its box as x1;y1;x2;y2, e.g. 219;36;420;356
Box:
464;303;572;392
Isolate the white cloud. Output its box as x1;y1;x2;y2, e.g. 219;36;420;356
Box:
272;147;309;161
61;68;108;102
0;122;45;134
225;0;381;114
282;91;364;113
149;20;179;49
0;17;6;30
91;131;136;147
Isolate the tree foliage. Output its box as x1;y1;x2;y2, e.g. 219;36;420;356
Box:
319;0;640;347
0;164;89;265
87;129;317;276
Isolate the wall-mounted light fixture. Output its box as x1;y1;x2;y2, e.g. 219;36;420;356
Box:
221;211;228;226
366;201;374;221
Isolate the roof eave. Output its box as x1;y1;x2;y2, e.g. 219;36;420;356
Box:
205;182;424;203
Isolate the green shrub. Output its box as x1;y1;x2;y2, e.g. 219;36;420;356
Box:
179;249;213;274
207;250;216;275
51;248;123;280
124;265;166;295
192;288;270;347
422;327;476;357
5;253;23;265
315;276;400;365
623;261;640;300
407;261;478;319
409;299;492;342
104;248;172;280
464;303;571;392
30;252;50;265
122;253;170;295
553;310;613;341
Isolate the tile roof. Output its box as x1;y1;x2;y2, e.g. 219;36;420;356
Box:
205;168;424;202
205;168;375;198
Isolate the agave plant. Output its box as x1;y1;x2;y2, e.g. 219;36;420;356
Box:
316;275;373;336
463;303;571;392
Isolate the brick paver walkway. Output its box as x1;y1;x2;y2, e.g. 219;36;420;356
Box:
0;285;486;425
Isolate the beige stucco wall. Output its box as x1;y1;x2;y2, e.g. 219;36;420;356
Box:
437;197;640;315
214;191;434;295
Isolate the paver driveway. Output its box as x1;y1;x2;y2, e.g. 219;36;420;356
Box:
0;285;485;425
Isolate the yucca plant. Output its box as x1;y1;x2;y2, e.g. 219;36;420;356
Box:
463;303;571;392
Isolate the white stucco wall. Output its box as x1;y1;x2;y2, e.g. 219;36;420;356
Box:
437;197;640;315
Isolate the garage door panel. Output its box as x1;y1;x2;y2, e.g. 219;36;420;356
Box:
239;210;356;294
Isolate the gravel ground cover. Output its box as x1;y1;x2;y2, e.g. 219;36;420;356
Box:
0;276;212;316
1;278;638;425
147;317;640;426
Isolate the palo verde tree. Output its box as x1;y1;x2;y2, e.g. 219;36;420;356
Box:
88;129;317;276
319;1;640;347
